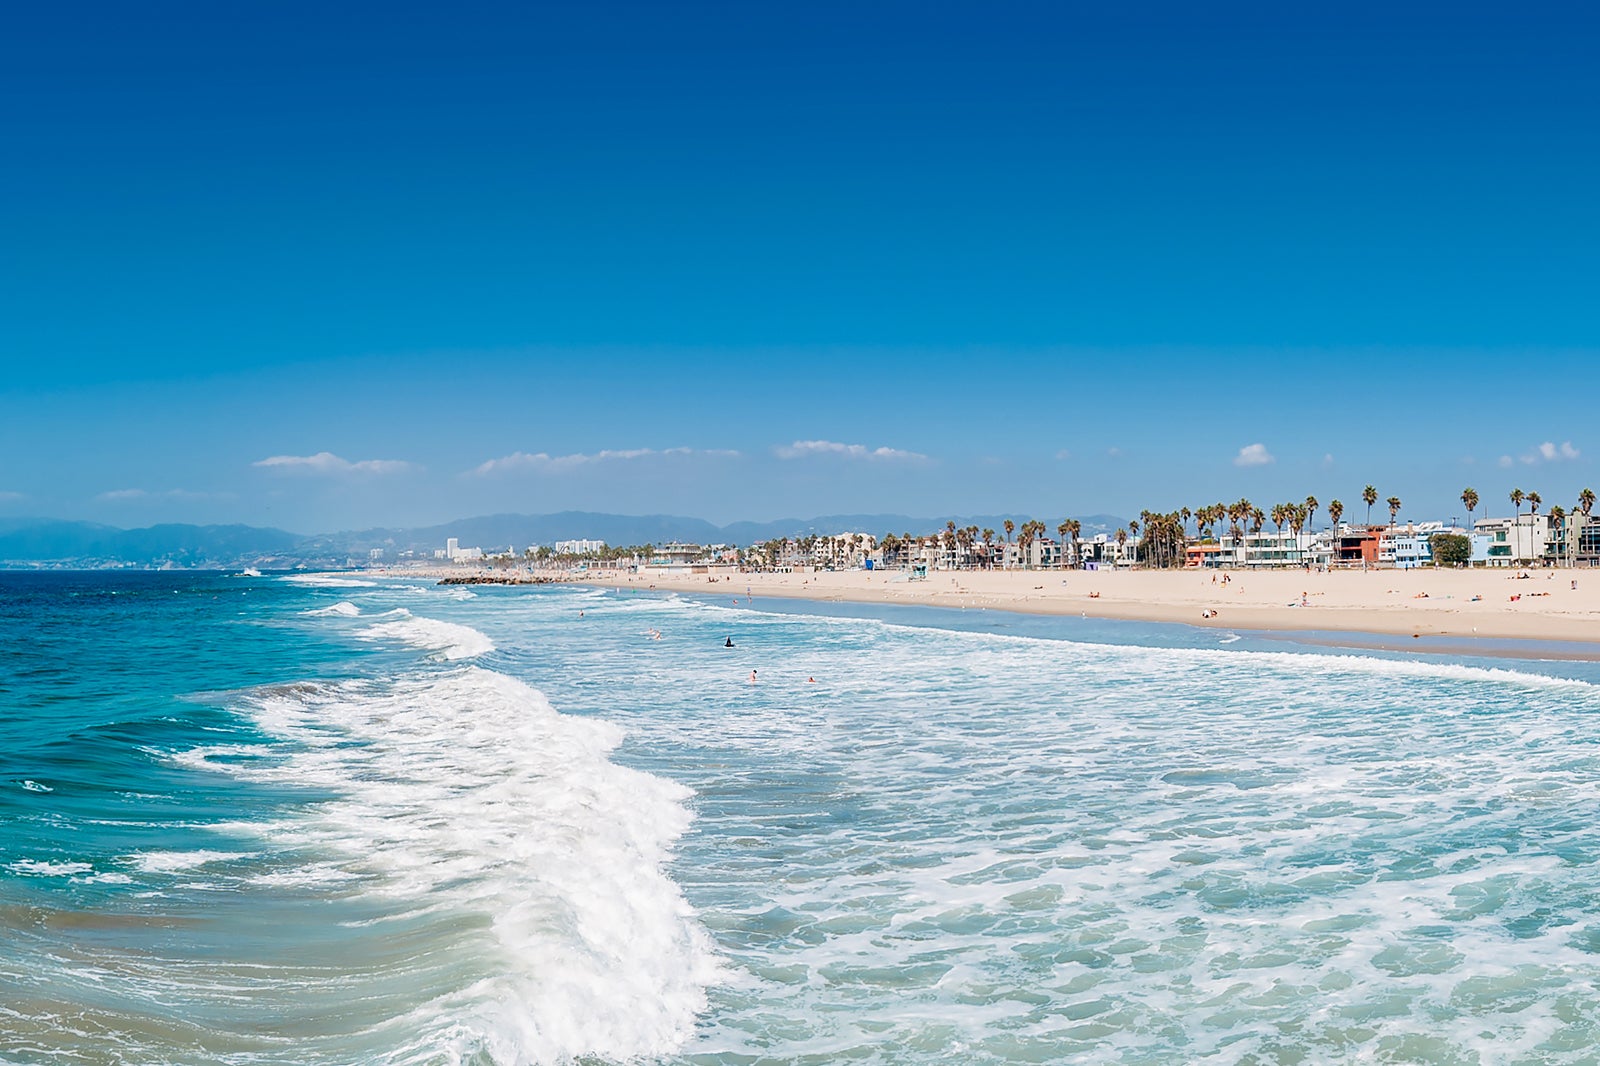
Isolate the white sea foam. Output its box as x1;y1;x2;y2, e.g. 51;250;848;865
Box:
305;601;361;617
359;609;494;660
125;850;251;875
279;573;378;588
8;859;94;876
197;666;720;1063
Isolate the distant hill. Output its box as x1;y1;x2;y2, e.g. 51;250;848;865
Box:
0;511;1129;567
0;520;302;567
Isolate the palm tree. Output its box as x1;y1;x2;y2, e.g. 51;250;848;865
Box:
1511;487;1524;518
1581;488;1596;517
1115;526;1128;564
1057;521;1070;568
1386;496;1402;527
1528;491;1542;515
1066;518;1081;569
1304;495;1319;534
1328;499;1344;531
981;528;995;569
1362;485;1378;527
1461;487;1479;529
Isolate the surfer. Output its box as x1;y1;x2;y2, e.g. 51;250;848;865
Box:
725;636;735;647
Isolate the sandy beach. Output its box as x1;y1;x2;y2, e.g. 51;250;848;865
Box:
380;564;1600;650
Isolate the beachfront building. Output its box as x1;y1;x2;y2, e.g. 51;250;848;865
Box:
1546;512;1600;567
1384;524;1438;569
1379;523;1446;569
1185;543;1229;568
650;542;703;566
554;538;607;556
1078;533;1137;569
1334;528;1381;567
639;541;738;577
1209;530;1321;569
814;533;876;569
438;537;484;562
1473;514;1549;566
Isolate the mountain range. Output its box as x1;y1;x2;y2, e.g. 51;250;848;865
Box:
0;512;1128;568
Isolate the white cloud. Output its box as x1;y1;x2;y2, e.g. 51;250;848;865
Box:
1321;453;1335;469
1054;449;1072;461
0;491;24;502
1498;455;1515;469
471;447;739;476
773;440;928;461
1535;440;1581;463
1233;443;1275;468
253;452;415;475
1508;441;1581;466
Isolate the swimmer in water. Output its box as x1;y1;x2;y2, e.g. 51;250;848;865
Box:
725;636;735;647
749;670;757;684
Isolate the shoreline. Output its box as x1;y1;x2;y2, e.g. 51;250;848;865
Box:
366;564;1600;658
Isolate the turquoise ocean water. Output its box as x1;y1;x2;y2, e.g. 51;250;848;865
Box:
7;570;1600;1064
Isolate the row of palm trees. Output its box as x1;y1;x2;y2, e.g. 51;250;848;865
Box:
743;482;1600;572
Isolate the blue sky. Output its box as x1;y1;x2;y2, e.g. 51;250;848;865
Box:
3;2;1596;532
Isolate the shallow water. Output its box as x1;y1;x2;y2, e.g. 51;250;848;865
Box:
5;572;1600;1063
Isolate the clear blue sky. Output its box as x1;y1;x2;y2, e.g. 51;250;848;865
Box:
3;2;1596;532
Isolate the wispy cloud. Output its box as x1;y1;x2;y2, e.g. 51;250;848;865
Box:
1054;449;1072;461
254;452;416;475
774;440;928;462
95;488;222;503
1233;443;1275;468
0;491;25;503
471;447;739;476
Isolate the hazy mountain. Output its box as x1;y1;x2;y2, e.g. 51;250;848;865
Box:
0;520;302;567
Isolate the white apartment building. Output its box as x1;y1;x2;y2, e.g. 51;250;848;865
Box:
554;539;607;555
1473;513;1550;566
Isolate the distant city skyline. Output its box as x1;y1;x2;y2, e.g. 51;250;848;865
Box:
4;3;1596;532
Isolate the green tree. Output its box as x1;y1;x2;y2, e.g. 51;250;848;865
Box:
1429;533;1472;567
1387;496;1402;527
1362;485;1378;526
1461;487;1479;529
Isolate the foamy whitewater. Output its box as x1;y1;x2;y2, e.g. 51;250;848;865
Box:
6;572;1600;1063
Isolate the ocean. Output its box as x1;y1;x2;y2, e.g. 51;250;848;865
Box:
6;570;1600;1064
